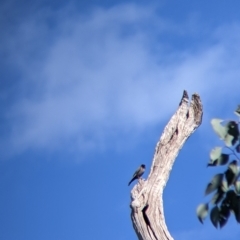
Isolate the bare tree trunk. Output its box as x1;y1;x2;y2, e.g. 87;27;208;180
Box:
130;90;203;240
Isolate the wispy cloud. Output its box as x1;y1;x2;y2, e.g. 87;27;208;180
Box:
1;3;240;158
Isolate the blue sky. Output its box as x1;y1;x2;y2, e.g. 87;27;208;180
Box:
1;0;240;239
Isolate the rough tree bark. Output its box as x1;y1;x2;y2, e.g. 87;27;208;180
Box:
130;90;203;240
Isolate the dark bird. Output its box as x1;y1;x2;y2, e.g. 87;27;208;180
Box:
128;164;146;186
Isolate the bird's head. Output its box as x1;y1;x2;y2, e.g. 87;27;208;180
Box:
141;164;146;168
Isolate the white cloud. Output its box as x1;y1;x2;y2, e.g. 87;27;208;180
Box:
2;3;240;157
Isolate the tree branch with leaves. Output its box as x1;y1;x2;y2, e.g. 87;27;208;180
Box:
197;105;240;228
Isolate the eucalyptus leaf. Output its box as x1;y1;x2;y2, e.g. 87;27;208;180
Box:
234;105;240;117
228;191;240;224
205;174;224;195
224;134;234;147
232;196;240;223
225;121;239;146
234;181;240;194
219;193;232;228
211;119;227;140
211;180;229;204
219;154;230;165
196;203;208;223
208;152;229;166
210;147;222;160
225;189;237;204
210;206;220;228
219;205;230;228
225;160;238;186
208;147;221;166
211;189;225;205
229;160;239;173
219;190;240;225
221;181;228;192
223;190;237;211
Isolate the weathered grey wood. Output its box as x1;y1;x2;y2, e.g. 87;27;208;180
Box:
130;90;203;240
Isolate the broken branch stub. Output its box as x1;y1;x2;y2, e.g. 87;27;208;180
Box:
130;90;203;240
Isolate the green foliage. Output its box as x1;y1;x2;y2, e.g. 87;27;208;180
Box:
197;105;240;228
208;147;229;166
205;174;224;195
234;105;240;117
211;119;239;147
196;203;208;223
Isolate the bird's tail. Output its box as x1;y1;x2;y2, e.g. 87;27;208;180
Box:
128;176;137;186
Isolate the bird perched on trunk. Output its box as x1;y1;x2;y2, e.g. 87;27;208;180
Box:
128;164;146;186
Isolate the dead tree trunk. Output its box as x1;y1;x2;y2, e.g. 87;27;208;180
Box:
130;90;203;240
